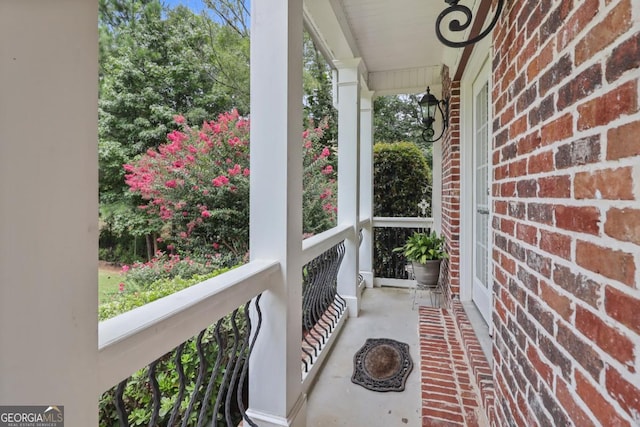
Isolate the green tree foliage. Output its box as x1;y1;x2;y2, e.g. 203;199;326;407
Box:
373;142;431;217
98;0;251;262
98;0;341;263
373;94;434;167
303;33;338;147
373;95;422;145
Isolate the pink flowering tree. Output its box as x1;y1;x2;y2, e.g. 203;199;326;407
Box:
125;110;337;262
302;118;337;234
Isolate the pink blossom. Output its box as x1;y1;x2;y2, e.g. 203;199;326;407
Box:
165;179;177;188
121;265;130;273
118;282;125;293
322;165;334;175
212;175;230;187
201;210;211;218
228;164;241;176
321;147;331;158
243;168;250;177
213;243;220;249
173;114;186;124
167;130;187;144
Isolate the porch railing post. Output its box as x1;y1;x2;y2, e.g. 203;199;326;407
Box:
247;0;306;426
0;1;99;423
359;90;375;288
334;59;362;317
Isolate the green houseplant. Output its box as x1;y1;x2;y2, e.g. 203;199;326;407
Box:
394;231;447;288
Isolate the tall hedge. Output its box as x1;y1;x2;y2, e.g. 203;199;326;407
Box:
373;142;431;217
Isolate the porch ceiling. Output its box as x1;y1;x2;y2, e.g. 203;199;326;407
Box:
304;0;463;96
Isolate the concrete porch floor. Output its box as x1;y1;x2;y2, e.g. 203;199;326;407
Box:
305;287;494;427
306;287;430;427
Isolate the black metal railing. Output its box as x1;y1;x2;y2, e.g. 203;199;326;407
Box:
374;226;430;279
99;296;262;427
301;242;347;374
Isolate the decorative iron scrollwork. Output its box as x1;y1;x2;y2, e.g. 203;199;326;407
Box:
436;0;505;48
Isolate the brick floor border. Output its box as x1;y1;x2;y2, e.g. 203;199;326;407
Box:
419;302;495;426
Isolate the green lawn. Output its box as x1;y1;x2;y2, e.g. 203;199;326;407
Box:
98;269;123;304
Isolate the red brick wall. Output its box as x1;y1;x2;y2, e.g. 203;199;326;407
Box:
441;66;462;301
492;0;639;426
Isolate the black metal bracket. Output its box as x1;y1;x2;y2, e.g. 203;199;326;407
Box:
436;0;505;48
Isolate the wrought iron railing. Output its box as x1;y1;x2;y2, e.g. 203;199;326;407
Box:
99;296;262;427
301;241;347;374
372;217;433;283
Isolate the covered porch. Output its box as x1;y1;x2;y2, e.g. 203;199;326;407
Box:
2;0;639;426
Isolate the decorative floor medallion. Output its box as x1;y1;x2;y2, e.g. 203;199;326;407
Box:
351;338;413;392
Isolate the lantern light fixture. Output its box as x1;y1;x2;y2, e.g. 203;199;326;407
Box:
418;87;449;143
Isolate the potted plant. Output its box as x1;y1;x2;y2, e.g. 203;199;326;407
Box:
394;231;448;288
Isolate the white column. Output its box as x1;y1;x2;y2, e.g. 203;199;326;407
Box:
0;1;99;425
334;59;361;316
359;90;375;288
248;1;306;426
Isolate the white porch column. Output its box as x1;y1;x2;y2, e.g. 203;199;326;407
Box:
0;1;99;425
334;59;361;316
359;90;375;288
248;1;306;426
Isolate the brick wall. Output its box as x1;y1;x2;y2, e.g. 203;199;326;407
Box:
441;66;462;301
491;0;639;426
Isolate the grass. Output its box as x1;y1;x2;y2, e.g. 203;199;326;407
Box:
99;269;123;304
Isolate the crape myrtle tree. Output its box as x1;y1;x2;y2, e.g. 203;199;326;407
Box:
99;0;250;261
124;111;337;263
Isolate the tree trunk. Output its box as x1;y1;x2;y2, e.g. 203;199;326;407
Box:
145;234;153;261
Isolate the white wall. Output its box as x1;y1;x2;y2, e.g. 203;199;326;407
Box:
0;1;99;424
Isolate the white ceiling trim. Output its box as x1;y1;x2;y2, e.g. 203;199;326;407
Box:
368;65;442;96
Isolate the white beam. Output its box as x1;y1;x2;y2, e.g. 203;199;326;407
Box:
248;0;306;425
0;0;99;424
368;66;442;96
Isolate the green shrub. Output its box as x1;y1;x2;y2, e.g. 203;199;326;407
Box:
99;268;232;320
119;251;231;292
373;141;431;216
373;142;431;278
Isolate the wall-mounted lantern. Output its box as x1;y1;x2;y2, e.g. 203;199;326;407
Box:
418;87;449;143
